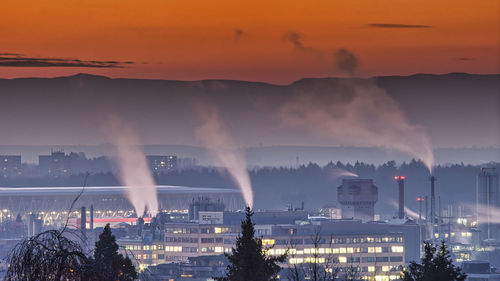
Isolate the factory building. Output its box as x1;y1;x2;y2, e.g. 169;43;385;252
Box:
338;179;378;222
118;196;420;280
120;217;417;280
477;168;500;242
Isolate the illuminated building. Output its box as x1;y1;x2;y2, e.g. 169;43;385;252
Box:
38;151;67;177
122;208;419;280
0;155;22;178
146;155;177;173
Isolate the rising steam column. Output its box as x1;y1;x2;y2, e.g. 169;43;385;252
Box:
337;179;378;222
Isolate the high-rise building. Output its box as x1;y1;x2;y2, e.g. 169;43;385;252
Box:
146;155;177;173
338;179;378;222
0;155;22;178
476;168;500;242
38;151;68;177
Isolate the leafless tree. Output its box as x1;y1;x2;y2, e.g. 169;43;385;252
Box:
4;229;92;281
4;175;94;281
343;259;361;281
287;227;340;281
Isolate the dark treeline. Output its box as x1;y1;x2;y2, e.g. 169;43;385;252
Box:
0;160;497;215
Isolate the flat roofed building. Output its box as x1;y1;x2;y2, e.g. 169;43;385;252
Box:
136;215;417;279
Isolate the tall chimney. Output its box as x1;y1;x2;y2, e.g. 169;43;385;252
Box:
137;217;144;237
80;206;86;230
90;205;94;231
395;176;405;219
430;176;436;240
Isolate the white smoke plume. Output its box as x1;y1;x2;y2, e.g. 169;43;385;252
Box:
467;203;500;225
194;105;254;208
103;116;158;217
387;199;423;219
330;168;359;179
279;49;434;173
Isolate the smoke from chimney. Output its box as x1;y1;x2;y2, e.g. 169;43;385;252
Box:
194;105;254;208
279;49;434;174
102;116;159;217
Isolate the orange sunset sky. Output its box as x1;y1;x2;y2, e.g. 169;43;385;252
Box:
0;0;499;84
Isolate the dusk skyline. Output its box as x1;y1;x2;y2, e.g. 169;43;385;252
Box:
1;0;498;84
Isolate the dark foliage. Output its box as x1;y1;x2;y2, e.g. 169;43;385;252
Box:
90;224;137;281
402;242;467;281
1;161;496;213
216;207;287;281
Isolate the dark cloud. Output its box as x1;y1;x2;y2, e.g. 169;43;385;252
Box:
234;29;245;41
457;57;475;61
283;30;318;54
367;23;432;29
0;54;134;68
334;48;359;75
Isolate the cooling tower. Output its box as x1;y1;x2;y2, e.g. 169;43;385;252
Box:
337;179;378;222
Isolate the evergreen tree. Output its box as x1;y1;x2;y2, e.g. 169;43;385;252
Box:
402;242;467;281
217;207;286;281
91;224;137;281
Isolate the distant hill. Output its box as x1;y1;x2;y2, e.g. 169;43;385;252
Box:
0;73;498;165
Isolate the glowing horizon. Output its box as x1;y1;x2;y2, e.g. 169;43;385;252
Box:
0;0;498;84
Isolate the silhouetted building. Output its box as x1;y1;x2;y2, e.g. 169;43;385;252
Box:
0;155;21;178
38;151;68;177
147;155;177;173
38;151;112;176
338;179;378;222
188;197;225;221
477;168;500;242
462;260;500;281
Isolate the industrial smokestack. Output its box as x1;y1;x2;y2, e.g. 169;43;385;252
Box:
395;176;405;219
80;206;86;230
90;205;94;231
137;217;144;237
430;176;436;241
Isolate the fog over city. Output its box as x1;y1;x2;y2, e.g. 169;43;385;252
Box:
0;0;498;280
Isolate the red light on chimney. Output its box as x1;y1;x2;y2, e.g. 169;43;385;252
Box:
400;176;405;180
417;197;424;201
394;176;399;180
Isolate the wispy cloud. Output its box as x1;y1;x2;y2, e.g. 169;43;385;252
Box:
457;57;475;61
367;23;432;29
283;30;322;58
234;29;245;41
0;53;134;68
284;30;312;51
334;48;360;75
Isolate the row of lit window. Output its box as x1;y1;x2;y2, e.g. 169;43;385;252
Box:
434;232;472;239
165;227;232;234
267;246;403;255
125;244;164;251
165;246;182;252
201;246;224;253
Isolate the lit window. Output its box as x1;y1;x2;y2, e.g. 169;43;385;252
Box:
391;246;404;253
